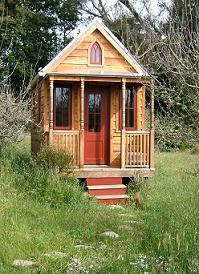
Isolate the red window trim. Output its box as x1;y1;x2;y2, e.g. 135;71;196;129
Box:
90;42;102;65
53;85;72;130
119;86;137;131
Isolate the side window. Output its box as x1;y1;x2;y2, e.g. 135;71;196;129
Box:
125;87;136;129
54;86;71;129
119;87;136;130
90;42;102;65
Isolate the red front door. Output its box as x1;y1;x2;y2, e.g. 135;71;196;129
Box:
84;87;109;164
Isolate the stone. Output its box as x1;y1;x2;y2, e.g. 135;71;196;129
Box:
119;225;133;231
109;205;124;210
12;260;38;268
101;231;119;238
75;245;92;249
44;251;67;258
67;257;88;274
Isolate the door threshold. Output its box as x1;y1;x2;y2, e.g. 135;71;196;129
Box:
84;165;109;168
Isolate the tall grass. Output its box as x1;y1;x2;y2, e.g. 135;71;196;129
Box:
0;139;198;273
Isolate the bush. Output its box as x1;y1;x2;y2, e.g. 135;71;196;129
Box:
0;143;87;208
155;113;196;151
36;146;74;175
0;86;30;149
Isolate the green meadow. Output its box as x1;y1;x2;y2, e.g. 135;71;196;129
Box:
0;137;199;273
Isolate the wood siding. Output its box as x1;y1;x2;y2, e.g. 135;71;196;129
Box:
32;80;146;168
109;84;145;167
54;30;137;75
53;131;80;166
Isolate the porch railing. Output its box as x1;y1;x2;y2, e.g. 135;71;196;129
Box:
53;131;80;166
125;131;150;167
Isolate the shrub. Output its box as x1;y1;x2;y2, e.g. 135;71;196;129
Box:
0;143;87;208
155;113;196;151
0;86;30;149
36;146;74;175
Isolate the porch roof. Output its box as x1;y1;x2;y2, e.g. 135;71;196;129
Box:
47;70;150;78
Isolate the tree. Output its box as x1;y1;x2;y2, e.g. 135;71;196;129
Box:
81;0;199;149
0;0;82;93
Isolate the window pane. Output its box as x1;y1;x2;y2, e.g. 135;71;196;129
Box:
56;87;62;107
89;114;95;132
56;110;62;127
95;94;101;113
63;102;69;127
95;48;100;63
91;48;96;63
126;88;134;108
89;94;95;113
63;88;69;127
126;109;134;128
95;114;101;132
56;87;62;127
55;86;70;128
125;87;135;128
91;42;102;64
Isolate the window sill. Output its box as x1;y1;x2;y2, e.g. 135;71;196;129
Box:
87;64;104;67
53;127;72;130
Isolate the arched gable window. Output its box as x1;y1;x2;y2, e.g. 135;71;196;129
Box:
90;42;102;65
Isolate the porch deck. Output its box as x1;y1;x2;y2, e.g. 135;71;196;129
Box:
53;130;154;171
75;166;155;178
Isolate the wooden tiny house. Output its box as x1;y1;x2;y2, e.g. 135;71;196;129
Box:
31;19;155;203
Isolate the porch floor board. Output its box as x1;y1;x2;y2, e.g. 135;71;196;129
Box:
75;167;155;178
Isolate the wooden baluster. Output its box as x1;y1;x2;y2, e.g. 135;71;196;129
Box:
77;134;79;166
129;135;132;166
143;134;146;165
76;134;79;166
140;134;143;166
147;134;150;166
137;134;139;166
125;134;128;165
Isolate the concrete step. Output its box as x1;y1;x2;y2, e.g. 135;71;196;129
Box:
95;194;129;204
87;184;126;196
87;177;122;186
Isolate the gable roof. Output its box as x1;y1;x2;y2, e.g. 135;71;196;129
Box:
31;18;149;87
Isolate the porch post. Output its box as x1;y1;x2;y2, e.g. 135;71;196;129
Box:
150;79;155;168
79;77;85;168
121;79;126;168
49;79;54;146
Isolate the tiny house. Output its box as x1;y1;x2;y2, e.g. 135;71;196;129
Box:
31;19;155;203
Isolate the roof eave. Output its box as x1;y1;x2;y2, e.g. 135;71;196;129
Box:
47;72;150;79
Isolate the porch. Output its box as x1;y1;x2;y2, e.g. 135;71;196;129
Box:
52;130;154;176
48;76;155;178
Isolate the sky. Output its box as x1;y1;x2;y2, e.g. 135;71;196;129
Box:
73;0;171;36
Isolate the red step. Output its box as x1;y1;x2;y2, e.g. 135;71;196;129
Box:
86;177;128;204
96;195;128;204
87;177;122;186
87;185;126;196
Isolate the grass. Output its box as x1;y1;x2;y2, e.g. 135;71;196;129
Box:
0;137;199;273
